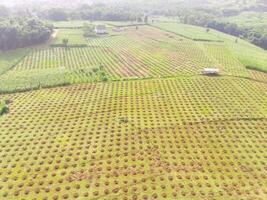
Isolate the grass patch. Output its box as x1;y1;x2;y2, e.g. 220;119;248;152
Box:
246;65;267;73
54;29;88;45
153;22;223;41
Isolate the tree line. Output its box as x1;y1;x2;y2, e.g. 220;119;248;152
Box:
39;4;143;22
0;18;53;51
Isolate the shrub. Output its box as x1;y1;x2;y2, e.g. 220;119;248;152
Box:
0;100;9;116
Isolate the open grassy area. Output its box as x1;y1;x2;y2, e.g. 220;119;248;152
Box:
153;22;223;41
54;29;88;45
0;77;266;199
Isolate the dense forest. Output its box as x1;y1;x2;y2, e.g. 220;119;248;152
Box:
0;18;52;51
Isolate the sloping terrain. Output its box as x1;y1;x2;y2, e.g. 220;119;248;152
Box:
0;77;266;199
0;20;267;200
153;22;267;73
0;25;259;93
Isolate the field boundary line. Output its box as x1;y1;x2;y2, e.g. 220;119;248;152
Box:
150;24;224;43
0;49;31;78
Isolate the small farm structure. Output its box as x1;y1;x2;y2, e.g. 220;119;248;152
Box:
95;25;108;34
202;68;220;75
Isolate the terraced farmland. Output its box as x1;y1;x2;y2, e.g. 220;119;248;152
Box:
0;77;266;200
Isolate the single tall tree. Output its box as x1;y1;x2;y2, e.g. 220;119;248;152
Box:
62;38;69;48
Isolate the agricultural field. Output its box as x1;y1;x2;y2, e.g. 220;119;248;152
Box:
0;49;29;75
1;25;258;93
54;29;88;45
0;17;267;200
153;22;223;41
154;22;267;73
0;77;266;200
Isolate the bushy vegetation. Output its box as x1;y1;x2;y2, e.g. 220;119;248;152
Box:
40;3;143;22
0;99;9;115
0;18;53;51
83;23;97;37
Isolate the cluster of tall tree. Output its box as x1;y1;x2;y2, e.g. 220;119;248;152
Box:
0;18;52;51
39;4;142;22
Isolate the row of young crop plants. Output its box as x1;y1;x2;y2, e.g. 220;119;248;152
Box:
0;77;266;199
0;26;260;94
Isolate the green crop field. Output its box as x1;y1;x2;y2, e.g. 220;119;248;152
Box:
153;22;267;73
0;18;267;200
54;29;88;45
0;49;29;75
0;25;255;93
0;77;266;200
153;22;222;41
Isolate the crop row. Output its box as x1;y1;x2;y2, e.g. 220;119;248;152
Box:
0;77;266;199
1;26;252;95
202;43;249;77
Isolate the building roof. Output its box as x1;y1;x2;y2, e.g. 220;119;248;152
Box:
203;68;220;73
202;68;220;75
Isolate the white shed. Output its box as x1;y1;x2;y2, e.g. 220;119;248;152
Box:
202;68;220;75
95;25;107;34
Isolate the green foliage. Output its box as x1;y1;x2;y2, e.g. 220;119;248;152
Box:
83;23;96;37
62;38;69;47
0;18;53;51
46;8;69;21
0;99;9;115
